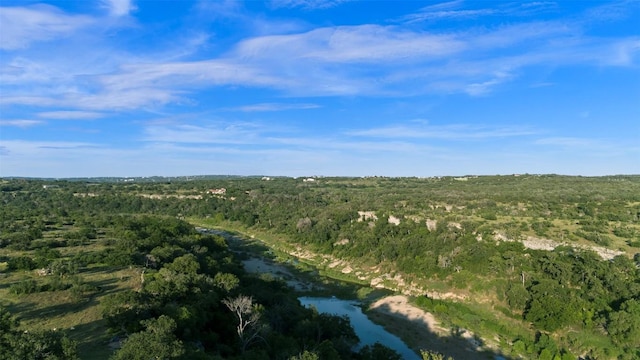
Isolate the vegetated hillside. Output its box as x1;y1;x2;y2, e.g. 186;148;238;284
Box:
0;181;400;360
1;175;639;359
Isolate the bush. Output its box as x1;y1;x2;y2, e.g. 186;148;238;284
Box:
613;226;637;238
9;279;40;295
480;212;497;220
575;231;611;246
627;240;640;248
43;275;72;292
7;256;37;271
505;283;529;311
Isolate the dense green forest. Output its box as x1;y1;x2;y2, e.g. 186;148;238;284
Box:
1;175;639;359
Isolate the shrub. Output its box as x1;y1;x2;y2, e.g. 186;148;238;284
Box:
9;279;40;295
7;256;36;271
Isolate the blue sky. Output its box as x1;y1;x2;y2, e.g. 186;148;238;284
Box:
1;0;639;178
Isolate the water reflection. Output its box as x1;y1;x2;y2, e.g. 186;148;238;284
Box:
299;297;420;360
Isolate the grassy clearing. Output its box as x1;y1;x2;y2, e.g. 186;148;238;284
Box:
0;226;143;359
0;265;141;359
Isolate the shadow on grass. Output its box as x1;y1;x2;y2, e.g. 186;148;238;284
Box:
68;318;114;360
82;264;124;274
16;294;100;322
5;299;38;317
4;302;113;359
3;278;126;359
89;277;121;295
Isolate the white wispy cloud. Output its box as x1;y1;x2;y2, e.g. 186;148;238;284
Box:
0;133;440;177
234;25;466;64
534;137;601;148
401;8;496;23
0;140;99;156
398;0;559;23
270;0;351;10
1;57;55;84
0;119;44;127
607;39;640;66
102;0;137;17
0;140;133;177
348;122;537;140
37;111;106;120
1;1;638;115
272;137;435;154
465;71;514;96
143;123;268;144
582;1;637;22
231;103;320;112
141;119;441;155
0;4;93;50
1;21;637;113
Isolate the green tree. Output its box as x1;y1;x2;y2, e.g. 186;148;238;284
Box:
7;256;36;271
111;315;184;360
358;342;402;360
421;349;453;360
289;350;319;360
525;280;581;331
607;299;640;348
0;307;78;360
505;282;529;311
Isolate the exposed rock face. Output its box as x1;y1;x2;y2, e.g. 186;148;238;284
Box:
426;219;437;231
494;232;625;260
357;211;378;221
334;238;350;246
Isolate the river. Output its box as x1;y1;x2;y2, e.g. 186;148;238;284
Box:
299;297;420;360
197;228;421;359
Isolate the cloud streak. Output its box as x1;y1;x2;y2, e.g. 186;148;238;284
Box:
2;2;639;114
0;119;44;128
270;0;351;10
37;111;106;120
102;0;137;17
0;4;93;50
348;122;537;140
230;103;320;112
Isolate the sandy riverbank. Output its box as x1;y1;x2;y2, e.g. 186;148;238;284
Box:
368;295;492;360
